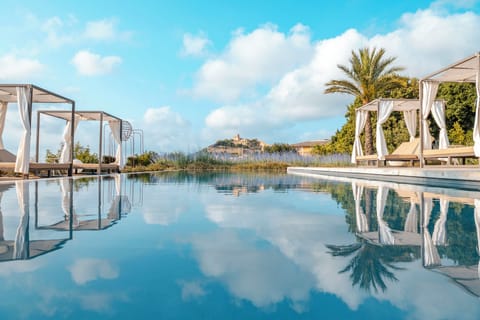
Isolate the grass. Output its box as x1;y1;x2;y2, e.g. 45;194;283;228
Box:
122;151;351;173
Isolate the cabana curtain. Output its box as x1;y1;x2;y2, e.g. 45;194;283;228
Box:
422;197;441;267
404;201;418;233
421;81;439;150
403;110;417;142
431;101;449;149
352;182;368;232
351;110;368;164
15;87;31;174
376;186;394;245
108;120;124;168
59;116;79;163
474;72;480;156
432;198;448;246
376;100;395;160
0;102;8;149
474;199;480;278
14;181;29;259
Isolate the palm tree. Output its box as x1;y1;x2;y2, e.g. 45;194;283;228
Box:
326;241;417;292
325;47;405;155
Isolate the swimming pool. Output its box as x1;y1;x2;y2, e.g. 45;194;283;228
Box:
0;172;478;319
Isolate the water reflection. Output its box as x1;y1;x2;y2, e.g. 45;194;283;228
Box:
0;174;137;263
315;174;480;297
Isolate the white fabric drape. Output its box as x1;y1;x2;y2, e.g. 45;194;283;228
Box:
403;110;417;142
421;81;439;150
351;110;368;163
0;102;8;149
59;116;79;163
377;186;394;245
376;100;395;160
108;120;124;168
352;182;368;232
404;201;418;233
14;181;29;259
422;197;441;267
432;198;448;246
15;87;31;174
474;72;480;156
60;179;78;227
474;199;480;278
431;101;450;149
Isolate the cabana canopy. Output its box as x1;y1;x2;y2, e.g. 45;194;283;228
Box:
353;99;420;163
0;84;75;175
420;53;480;163
37;110;124;171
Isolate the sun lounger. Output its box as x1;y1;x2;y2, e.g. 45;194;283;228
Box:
423;146;477;165
356;138;420;167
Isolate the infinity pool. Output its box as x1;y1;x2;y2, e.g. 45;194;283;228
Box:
0;172;479;319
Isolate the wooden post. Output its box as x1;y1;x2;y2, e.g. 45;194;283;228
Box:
35;111;40;163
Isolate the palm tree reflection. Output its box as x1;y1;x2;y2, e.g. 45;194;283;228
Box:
326;240;417;292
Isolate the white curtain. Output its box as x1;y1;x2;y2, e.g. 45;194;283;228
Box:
59;116;80;163
108;120;123;168
403;110;417;142
433;198;448;246
376;100;395;160
15;87;31;174
352;182;368;232
377;186;394;245
60;179;78;227
421;81;439;150
431;101;450;149
474;72;480;156
351;110;368;163
474;199;480;278
422;197;441;267
14;181;29;259
404;200;418;233
0;102;8;149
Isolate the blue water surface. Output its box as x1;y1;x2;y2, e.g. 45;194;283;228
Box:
0;172;478;320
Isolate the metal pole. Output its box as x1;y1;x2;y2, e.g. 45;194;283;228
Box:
69;102;75;176
419;81;424;168
98;113;104;174
35;111;40;163
69;178;73;240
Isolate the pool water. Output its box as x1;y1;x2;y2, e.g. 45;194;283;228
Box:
0;172;479;319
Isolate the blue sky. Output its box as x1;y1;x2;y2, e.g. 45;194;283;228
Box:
0;0;479;155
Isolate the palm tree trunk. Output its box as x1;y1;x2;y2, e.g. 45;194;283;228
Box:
364;112;374;155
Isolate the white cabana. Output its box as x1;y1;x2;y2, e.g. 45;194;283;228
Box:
352;99;420;163
0;84;75;175
37;110;124;173
419;53;480;163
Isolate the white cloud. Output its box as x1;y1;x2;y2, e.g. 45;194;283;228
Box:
192;23;313;102
68;258;119;285
72;50;122;76
178;280;207;301
200;5;480;142
140;106;192;152
0;54;45;80
181;32;211;57
84;18;132;41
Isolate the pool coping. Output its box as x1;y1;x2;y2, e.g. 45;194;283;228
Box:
287;166;480;190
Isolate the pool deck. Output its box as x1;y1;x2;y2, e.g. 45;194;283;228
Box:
287;165;480;190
